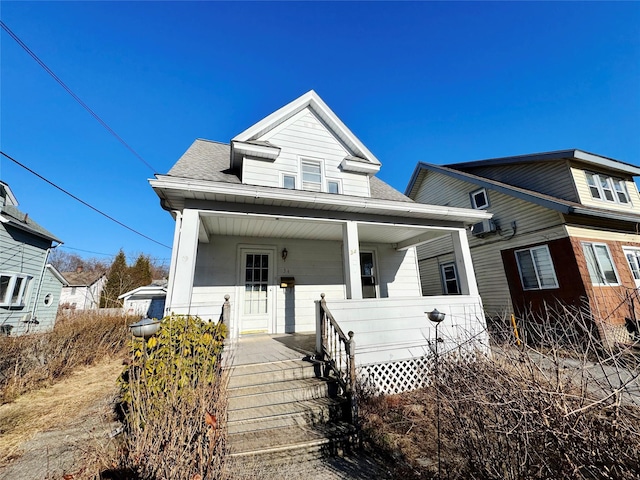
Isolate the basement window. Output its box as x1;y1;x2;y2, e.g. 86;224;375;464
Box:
0;273;32;308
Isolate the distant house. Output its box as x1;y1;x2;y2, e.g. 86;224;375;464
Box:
406;150;640;347
1;181;65;335
119;280;167;319
150;91;491;393
59;268;107;311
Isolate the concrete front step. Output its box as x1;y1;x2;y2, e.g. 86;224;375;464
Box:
228;378;337;410
227;359;321;389
228;397;345;434
228;422;358;460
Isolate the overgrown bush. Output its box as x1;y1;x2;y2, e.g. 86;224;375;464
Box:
0;312;130;403
118;315;227;480
361;309;640;479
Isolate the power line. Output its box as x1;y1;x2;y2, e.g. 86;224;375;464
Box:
0;20;158;174
1;150;171;250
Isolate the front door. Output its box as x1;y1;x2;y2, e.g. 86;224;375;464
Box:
360;251;377;299
623;248;640;289
241;251;274;334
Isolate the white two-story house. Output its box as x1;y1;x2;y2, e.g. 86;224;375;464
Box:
151;91;491;392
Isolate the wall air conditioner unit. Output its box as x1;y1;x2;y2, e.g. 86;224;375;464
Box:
471;219;497;237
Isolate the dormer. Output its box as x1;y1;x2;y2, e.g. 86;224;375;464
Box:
229;91;381;197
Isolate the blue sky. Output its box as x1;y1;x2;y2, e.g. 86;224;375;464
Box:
1;1;639;266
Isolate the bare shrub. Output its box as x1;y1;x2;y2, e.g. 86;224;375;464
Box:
361;306;640;479
118;315;227;480
0;312;130;403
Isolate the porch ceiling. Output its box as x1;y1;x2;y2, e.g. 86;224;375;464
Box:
199;212;451;245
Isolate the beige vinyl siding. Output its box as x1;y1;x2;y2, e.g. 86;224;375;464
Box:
0;225;51;333
465;161;578;202
416;235;456;296
565;226;640;244
570;164;640;212
242;107;371;197
412;171;567;316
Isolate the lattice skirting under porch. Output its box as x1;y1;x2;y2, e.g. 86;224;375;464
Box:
357;347;483;396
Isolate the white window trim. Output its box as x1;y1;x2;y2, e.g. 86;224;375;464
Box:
326;178;342;194
585;171;631;205
623;247;640;285
281;173;297;190
300;157;325;192
0;272;32;307
470;188;489;209
582;242;621;286
514;245;559;291
440;262;461;295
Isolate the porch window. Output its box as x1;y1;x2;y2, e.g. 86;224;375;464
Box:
302;160;322;192
585;172;631;205
440;262;461;295
515;245;559;290
470;188;489;209
0;273;32;307
582;242;619;285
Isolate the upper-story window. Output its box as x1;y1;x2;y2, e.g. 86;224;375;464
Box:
302;160;322;192
282;174;296;190
327;180;341;194
585;172;631;204
470;188;489;209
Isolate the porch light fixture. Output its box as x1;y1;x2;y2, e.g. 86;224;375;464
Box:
281;248;288;261
428;309;445;323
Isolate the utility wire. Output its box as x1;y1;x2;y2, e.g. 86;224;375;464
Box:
1;150;171;249
0;20;158;174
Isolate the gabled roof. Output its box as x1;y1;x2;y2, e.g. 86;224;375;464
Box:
0;181;18;207
46;264;69;286
61;271;106;287
446;149;640;177
230;90;381;172
407;162;640;224
164;139;409;203
0;204;62;243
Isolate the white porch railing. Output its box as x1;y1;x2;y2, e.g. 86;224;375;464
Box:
316;294;489;395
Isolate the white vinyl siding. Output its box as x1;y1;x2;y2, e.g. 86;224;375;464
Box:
242;108;371;197
515;245;558;290
582;242;620;286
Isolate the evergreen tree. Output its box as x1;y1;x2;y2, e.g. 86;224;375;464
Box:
130;254;153;288
100;249;131;308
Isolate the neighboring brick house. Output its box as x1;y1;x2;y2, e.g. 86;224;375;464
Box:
406;150;640;346
59;267;107;311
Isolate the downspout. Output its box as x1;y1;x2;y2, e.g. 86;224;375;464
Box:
165;211;182;315
30;241;61;330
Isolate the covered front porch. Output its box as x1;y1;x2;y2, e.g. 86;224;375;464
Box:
164;205;484;341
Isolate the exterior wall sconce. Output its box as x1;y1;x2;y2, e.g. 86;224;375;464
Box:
281;248;288;261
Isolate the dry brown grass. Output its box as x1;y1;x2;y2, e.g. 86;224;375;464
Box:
361;309;640;480
0;312;131;404
0;356;122;471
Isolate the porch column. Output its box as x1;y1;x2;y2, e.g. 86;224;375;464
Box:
168;209;200;313
343;221;362;300
451;227;479;296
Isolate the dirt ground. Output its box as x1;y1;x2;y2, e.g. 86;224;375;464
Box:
0;357;124;480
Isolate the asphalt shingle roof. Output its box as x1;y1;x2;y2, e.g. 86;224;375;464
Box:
166;139;413;203
0;204;62;243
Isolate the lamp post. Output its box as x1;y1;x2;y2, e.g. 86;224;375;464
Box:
428;309;445;480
